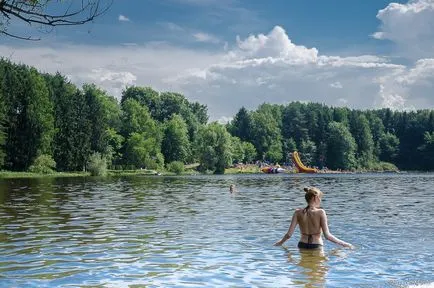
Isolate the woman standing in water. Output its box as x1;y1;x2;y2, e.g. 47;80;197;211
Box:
274;187;353;249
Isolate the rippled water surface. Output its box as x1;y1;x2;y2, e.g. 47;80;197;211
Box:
1;173;433;287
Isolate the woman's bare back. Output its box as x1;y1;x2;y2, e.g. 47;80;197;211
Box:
296;208;323;245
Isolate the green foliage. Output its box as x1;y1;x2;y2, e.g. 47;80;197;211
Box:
0;127;4;168
283;138;297;163
166;161;185;175
251;107;282;161
0;62;54;171
28;154;56;174
84;84;121;156
282;103;308;145
369;161;399;172
231;136;244;164
300;139;317;166
162;114;190;163
228;107;253;142
121;99;164;169
265;142;283;163
125;132;164;170
350;113;375;166
326;122;357;170
4;58;434;173
417;131;434;170
379;132;400;163
87;152;108;176
195;123;232;174
106;127;124;164
242;141;257;163
0;83;5;168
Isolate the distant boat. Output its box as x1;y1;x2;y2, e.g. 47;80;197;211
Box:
261;167;286;174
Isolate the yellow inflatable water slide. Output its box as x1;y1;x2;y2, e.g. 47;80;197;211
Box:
292;151;317;173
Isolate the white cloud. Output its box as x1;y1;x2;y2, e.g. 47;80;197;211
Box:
193;32;220;44
330;82;343;89
0;43;222;106
118;15;130;22
168;26;410;117
2;12;434;121
378;84;407;110
374;0;434;58
232;26;318;64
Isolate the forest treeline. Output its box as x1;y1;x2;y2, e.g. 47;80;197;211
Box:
1;58;434;174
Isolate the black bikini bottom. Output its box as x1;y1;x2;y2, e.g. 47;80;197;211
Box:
298;241;323;249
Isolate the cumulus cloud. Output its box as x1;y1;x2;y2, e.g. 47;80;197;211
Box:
167;25;411;117
0;43;222;105
118;15;130;22
373;0;434;58
2;2;434;121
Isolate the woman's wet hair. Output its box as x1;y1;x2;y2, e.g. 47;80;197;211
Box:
303;187;323;213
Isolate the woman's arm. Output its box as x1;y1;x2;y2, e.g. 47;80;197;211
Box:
320;209;353;248
274;210;298;246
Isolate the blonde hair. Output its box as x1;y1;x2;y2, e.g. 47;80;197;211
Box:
303;187;323;212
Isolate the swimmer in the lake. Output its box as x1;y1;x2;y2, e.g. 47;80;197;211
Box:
274;186;353;249
229;184;236;193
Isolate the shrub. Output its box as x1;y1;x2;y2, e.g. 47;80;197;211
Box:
87;152;108;176
28;154;56;174
166;161;184;175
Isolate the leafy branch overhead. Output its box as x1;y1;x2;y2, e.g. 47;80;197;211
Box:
0;0;112;40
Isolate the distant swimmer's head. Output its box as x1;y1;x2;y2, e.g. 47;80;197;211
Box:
230;184;236;193
303;187;323;205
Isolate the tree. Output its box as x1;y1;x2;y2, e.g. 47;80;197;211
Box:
418;131;434;170
121;99;163;169
0;83;5;168
231;136;244;164
242;142;257;163
282;138;297;164
228;107;252;142
300;139;317;166
326;121;357;170
162;114;190;164
282;103;308;145
124;132;164;169
0;0;112;40
44;74;92;171
251;109;282;161
121;86;160;118
195;123;232;174
83;84;122;162
265;142;283;163
350;113;375;165
1;63;54;171
379;132;399;163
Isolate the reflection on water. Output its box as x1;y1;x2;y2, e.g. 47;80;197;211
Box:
286;247;329;287
0;174;433;287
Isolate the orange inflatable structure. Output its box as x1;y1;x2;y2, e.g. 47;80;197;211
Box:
292;151;317;173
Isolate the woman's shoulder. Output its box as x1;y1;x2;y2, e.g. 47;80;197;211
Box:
315;208;326;215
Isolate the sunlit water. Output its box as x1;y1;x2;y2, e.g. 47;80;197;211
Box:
0;173;433;287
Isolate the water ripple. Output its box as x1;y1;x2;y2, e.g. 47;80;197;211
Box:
0;174;433;287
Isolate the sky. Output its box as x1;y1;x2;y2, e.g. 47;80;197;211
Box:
1;0;434;121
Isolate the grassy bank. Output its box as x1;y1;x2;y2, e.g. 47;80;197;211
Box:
0;162;400;179
0;169;199;179
0;171;90;179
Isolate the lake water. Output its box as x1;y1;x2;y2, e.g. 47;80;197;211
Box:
0;173;433;287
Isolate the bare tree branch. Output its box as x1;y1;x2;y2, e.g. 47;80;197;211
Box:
0;0;113;40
